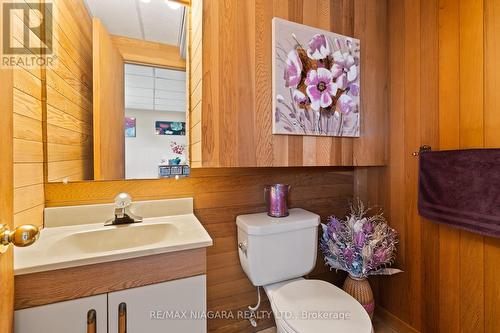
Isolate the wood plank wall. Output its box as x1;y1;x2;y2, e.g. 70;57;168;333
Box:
11;0;93;227
92;19;125;181
45;167;354;333
360;1;500;332
0;65;15;333
12;1;45;228
189;0;203;167
196;0;387;168
45;0;93;183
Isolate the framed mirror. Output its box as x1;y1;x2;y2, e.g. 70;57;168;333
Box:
46;0;190;182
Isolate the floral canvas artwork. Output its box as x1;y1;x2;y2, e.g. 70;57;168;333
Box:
272;18;360;137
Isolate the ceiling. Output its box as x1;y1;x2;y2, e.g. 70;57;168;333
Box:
83;0;185;46
125;63;186;112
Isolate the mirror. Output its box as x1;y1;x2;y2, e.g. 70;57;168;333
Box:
46;0;190;182
124;64;188;179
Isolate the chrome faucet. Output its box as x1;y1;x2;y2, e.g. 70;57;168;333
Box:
105;193;143;226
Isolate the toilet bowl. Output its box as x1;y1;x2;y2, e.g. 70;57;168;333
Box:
236;209;372;333
264;278;372;333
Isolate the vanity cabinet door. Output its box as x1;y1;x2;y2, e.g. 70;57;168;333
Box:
14;294;108;333
108;275;207;333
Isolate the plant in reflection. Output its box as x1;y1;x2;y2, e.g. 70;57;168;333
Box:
165;141;186;165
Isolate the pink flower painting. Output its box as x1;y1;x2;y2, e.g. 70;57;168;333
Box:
272;18;360;137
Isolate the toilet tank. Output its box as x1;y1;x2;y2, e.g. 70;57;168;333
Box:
236;208;320;286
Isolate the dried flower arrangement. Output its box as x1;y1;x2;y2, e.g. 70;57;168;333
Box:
170;141;185;155
320;199;402;279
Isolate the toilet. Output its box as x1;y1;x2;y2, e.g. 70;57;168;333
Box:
236;208;372;333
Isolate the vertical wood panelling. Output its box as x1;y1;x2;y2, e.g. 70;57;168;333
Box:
437;0;461;331
92;19;125;181
352;0;387;166
458;0;485;331
484;1;500;331
383;0;409;325
0;66;15;333
195;0;388;167
419;0;440;332
402;0;422;329
189;0;203;167
370;1;500;332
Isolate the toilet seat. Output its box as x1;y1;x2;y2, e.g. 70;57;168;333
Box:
264;279;372;333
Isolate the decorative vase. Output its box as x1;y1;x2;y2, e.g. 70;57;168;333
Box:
343;275;374;319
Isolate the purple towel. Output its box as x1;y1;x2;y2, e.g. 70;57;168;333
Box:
418;148;500;238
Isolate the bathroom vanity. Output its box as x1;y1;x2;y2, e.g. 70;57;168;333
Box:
13;198;212;333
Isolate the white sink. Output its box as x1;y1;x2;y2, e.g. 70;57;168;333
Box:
51;222;178;255
14;198;212;275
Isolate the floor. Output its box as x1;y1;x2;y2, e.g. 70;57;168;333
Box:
257;316;398;333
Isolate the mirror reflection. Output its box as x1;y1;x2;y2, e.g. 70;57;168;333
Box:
124;64;188;179
46;0;189;183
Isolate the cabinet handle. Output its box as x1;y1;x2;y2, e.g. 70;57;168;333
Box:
87;309;96;333
118;302;127;333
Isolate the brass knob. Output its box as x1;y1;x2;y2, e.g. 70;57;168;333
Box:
0;224;40;254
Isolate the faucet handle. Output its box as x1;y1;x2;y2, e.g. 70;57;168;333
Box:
114;193;132;209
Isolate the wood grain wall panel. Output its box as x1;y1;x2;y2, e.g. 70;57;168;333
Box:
12;24;45;229
364;1;500;332
189;0;203;166
45;167;354;333
92;19;125;181
437;0;461;331
484;2;500;332
111;36;185;69
458;1;485;332
9;0;93;226
45;0;93;183
419;1;440;332
194;0;388;167
352;0;387;166
0;66;14;333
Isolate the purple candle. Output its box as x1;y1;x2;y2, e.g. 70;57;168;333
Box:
264;184;291;217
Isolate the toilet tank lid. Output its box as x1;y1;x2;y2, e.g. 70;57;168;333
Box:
236;208;320;235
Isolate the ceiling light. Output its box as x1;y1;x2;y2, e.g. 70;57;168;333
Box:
165;0;182;10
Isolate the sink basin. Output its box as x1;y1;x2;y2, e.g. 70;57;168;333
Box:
51;223;178;255
14;198;213;275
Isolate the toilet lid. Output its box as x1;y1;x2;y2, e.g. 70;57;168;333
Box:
268;279;372;333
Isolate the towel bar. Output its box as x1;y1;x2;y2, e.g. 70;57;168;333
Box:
412;145;432;157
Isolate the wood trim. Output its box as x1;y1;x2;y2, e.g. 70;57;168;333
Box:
14;248;206;310
171;0;191;6
111;35;186;69
375;306;419;333
0;67;14;333
92;19;125;180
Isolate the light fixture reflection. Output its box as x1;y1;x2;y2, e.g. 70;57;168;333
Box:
165;0;181;10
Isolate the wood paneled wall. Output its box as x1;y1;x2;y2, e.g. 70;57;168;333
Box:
92;19;125;181
12;2;45;228
0;66;15;333
10;0;93;227
45;167;354;333
194;0;387;167
360;1;500;332
45;0;93;182
189;0;203;166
